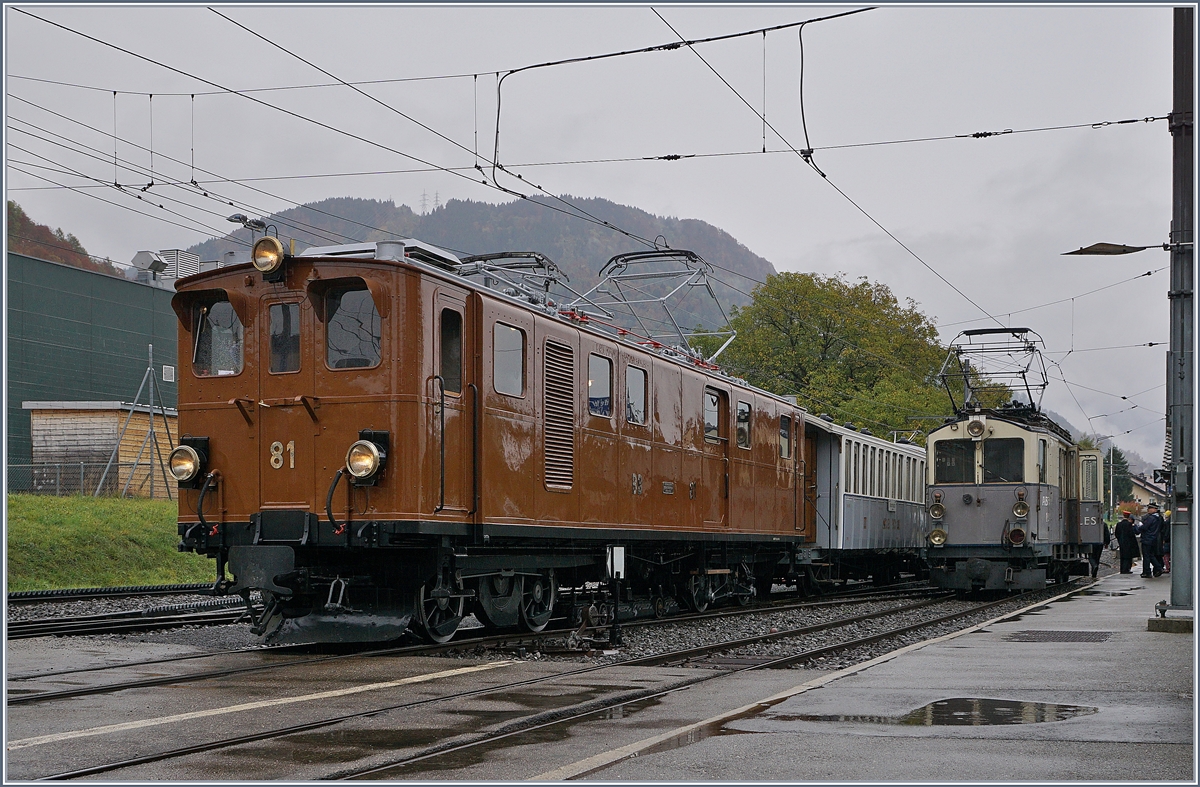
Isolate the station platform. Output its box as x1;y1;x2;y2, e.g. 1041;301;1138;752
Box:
546;571;1196;782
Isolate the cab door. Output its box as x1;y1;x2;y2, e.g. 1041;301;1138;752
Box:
701;386;729;528
258;296;316;511
434;290;476;515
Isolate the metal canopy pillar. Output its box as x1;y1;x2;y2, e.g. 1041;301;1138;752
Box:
1166;6;1193;615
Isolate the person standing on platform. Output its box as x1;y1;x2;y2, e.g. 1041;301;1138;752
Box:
1115;510;1140;574
1161;509;1171;573
1136;502;1166;577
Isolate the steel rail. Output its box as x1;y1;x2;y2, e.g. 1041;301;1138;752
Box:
7;583;214;604
10;589;932;705
32;592;973;780
7;607;251;640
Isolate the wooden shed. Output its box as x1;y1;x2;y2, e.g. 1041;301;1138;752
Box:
21;401;179;498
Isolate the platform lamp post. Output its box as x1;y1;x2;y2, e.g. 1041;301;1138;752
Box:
1061;7;1193;622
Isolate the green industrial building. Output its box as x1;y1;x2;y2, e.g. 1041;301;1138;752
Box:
7;252;178;468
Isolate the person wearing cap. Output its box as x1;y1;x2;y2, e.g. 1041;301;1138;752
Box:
1135;502;1166;577
1115;509;1141;574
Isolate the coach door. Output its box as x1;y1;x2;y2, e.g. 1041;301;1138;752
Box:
701;387;729;528
258;295;316;511
798;426;818;536
434;291;477;516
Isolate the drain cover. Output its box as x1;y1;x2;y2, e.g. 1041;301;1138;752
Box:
1005;630;1112;642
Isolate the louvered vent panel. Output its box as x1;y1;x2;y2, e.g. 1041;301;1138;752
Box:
543;340;575;489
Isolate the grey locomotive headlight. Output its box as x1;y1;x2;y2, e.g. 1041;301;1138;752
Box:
169;445;201;482
929;502;946;520
928;528;948;546
346;440;385;479
1012;500;1030;519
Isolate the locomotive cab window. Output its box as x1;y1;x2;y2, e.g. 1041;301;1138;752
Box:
626;365;647;425
440;308;462;394
983;438;1024;483
779;415;792;459
326;286;381;369
935;439;975;484
588;354;612;417
703;388;722;442
192;299;244;377
1082;457;1100;501
268;302;300;374
736;401;751;449
493;322;525;396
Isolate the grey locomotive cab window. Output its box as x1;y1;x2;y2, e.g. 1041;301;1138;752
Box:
983;438;1024;483
1082;457;1100;501
326;286;381;369
935;439;975;484
268;302;300;374
1038;439;1048;483
493;322;525;396
440;308;462;394
704;388;721;442
736;401;751;449
193;299;243;377
780;415;792;458
588;354;612;417
626;365;647;425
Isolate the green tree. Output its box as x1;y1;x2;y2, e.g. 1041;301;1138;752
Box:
712;272;952;440
1103;445;1134;504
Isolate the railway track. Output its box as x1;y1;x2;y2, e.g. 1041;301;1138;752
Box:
7;586;935;706
19;581;1087;781
7;583;216;604
6;599;255;640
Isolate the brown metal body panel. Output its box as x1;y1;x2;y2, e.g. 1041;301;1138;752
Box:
174;255;815;543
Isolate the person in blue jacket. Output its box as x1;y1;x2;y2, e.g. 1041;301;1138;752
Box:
1136;502;1166;577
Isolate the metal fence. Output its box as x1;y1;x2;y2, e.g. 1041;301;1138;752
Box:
8;462;174;499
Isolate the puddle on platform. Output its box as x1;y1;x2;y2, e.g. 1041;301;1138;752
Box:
775;697;1097;726
1078;590;1133;597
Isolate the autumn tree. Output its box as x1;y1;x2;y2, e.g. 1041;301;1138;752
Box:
7;200;121;276
710;272;953;440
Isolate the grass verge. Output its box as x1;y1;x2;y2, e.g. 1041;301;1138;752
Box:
6;494;215;591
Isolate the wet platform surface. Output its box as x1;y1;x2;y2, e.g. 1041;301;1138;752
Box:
569;573;1194;782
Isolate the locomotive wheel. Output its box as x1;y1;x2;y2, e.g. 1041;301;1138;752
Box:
415;579;464;644
519;570;556;632
686;574;713;612
474;574;521;629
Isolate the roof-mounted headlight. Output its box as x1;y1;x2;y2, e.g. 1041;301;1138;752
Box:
252;236;287;275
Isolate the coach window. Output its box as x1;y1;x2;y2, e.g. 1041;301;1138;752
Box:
626;365;647;425
735;401;752;449
440;308;462;394
588;355;612;416
935;439;975;484
983;438;1024;483
780;415;792;459
326;286;381;369
493;323;525;396
193;299;243;377
853;443;860;494
704;388;721;442
268;302;301;374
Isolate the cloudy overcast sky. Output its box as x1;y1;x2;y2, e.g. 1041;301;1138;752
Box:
4;4;1179;463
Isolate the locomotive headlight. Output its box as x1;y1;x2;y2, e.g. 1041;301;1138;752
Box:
929;502;946;520
1008;527;1027;546
928;528;948;546
966;420;986;438
346;440;384;479
168;445;201;482
1012;500;1030;519
252;236;286;274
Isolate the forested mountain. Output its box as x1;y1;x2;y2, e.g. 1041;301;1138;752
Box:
7;200;123;277
187;196;776;323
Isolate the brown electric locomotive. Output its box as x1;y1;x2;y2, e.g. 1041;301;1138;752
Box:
169;236;924;644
